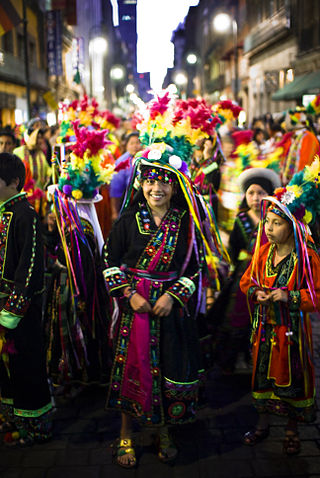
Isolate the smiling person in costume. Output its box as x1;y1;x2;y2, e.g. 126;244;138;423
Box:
103;92;227;468
240;156;320;455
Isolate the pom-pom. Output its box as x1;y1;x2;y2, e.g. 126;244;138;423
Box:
72;189;83;200
148;149;162;160
169;155;182;169
62;184;73;196
281;190;296;205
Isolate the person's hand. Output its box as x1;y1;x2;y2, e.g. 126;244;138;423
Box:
256;290;271;305
129;292;152;313
152;293;174;317
203;142;213;160
269;289;288;303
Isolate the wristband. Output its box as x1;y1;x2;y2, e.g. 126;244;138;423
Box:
127;289;137;301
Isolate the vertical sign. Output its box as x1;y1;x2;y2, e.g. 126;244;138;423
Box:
47;10;62;76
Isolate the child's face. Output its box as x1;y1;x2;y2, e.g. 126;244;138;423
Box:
0;135;15;154
265;211;292;245
245;184;268;213
142;178;174;211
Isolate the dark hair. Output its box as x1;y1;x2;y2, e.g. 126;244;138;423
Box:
0;153;26;191
0;130;16;143
124;132;139;146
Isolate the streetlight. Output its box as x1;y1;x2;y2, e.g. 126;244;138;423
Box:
89;32;108;102
174;72;188;99
212;12;239;104
125;83;135;94
110;65;125;106
89;36;108;55
186;52;199;97
186;53;198;65
174;72;188;87
110;65;125;81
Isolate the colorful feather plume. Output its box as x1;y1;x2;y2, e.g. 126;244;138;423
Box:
306;95;320;115
58;121;115;199
212;99;243;125
270;155;320;225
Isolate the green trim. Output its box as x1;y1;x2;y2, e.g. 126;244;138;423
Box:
109;284;130;292
0;309;22;328
252;391;315;408
202;162;218;175
0;192;26;212
136;211;151;235
14;401;52;418
1;397;14;405
164;376;199;386
165;290;184;307
0;211;13;280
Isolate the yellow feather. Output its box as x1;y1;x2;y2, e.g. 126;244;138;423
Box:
303;155;320;181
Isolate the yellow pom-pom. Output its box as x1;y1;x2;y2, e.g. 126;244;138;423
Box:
72;189;83;200
12;431;20;440
303;209;312;224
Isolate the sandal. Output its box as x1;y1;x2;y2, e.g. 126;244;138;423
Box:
243;426;270;446
283;431;301;456
155;431;178;464
115;438;136;469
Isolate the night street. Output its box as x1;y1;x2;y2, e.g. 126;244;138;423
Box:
1;0;320;476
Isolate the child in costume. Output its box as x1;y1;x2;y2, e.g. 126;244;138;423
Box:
210;168;280;373
103;92;226;468
0;153;52;446
240;157;320;455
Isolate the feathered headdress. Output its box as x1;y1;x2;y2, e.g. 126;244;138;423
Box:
57;120;115;200
231;130;281;175
121;90;230;290
136;92;222;166
212;99;243;125
306;95;320;115
57;95;121;143
269;155;320;225
285;106;308;129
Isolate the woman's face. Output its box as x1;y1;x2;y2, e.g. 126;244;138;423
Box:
142;178;174;212
126;136;141;156
264;211;292;245
245;184;268;213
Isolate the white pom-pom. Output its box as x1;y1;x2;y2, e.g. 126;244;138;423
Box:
169;155;182;169
281;191;295;205
148;149;162;160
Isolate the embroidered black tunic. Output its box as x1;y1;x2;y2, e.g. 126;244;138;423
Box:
0;193;52;418
103;202;203;426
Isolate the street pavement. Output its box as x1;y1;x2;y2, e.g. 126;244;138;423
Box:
0;314;320;478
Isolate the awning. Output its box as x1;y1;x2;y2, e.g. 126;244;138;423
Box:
272;71;320;101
